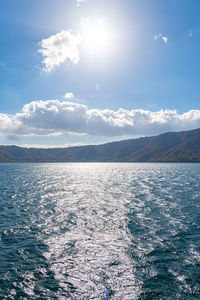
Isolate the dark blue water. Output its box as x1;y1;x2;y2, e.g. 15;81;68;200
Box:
0;163;200;299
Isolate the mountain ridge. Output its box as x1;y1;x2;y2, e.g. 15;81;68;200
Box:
1;128;200;162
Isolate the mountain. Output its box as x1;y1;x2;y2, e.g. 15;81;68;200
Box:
1;128;200;162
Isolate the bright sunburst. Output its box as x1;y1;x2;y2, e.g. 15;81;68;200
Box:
80;18;112;56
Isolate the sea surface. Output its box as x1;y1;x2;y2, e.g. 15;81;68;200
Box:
0;163;200;299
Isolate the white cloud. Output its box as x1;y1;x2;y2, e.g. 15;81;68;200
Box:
1;100;200;139
189;29;192;38
39;30;80;71
19;143;85;149
154;33;168;44
162;36;168;43
64;93;74;99
0;113;22;135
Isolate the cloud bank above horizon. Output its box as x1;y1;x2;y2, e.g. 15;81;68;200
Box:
1;99;200;140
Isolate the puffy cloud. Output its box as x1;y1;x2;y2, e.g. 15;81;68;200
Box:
39;30;80;71
64;93;74;99
154;33;168;43
1;100;200;139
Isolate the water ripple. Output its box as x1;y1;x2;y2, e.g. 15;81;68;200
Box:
0;163;200;299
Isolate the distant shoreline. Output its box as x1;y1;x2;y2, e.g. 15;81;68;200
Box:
1;128;200;163
1;161;200;164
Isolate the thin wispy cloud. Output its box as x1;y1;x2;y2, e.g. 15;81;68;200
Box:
95;83;100;90
154;33;168;43
189;29;193;38
39;30;80;72
19;143;85;149
76;0;87;6
1;100;200;139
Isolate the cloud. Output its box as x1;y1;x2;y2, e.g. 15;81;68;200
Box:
39;30;80;71
154;33;161;40
1;100;200;139
64;93;75;99
19;143;85;149
6;135;21;141
162;36;168;43
76;0;87;6
95;83;100;90
154;33;168;43
0;113;22;136
189;29;192;38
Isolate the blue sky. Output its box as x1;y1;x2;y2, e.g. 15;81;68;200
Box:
0;0;200;147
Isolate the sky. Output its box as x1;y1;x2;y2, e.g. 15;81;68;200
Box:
0;0;200;147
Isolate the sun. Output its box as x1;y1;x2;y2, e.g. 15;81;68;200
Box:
80;18;113;57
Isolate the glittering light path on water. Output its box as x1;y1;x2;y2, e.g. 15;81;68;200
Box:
104;287;108;299
39;163;140;299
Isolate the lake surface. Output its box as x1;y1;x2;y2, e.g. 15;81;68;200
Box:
0;163;200;299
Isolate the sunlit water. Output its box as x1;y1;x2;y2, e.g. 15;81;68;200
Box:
0;163;200;299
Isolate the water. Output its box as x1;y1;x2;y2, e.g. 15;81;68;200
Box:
0;163;200;299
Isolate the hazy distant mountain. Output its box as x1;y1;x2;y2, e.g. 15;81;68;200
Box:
1;128;200;162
